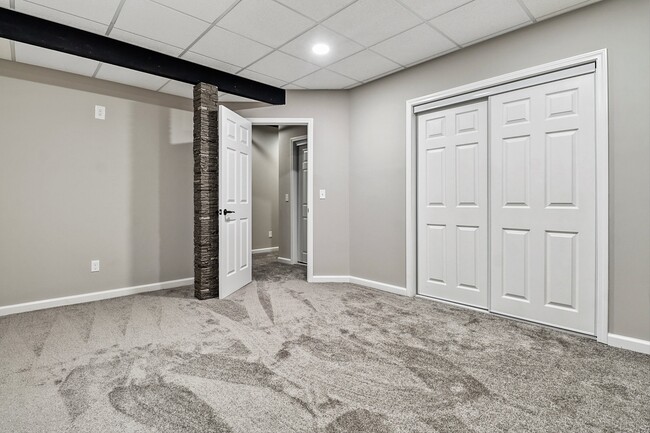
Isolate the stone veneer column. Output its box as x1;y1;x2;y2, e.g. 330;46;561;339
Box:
193;83;219;299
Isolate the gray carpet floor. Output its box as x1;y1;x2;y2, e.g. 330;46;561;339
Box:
0;253;648;432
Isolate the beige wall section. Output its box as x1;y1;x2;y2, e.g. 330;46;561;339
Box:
0;61;194;307
277;125;308;260
238;91;350;276
251;125;279;251
348;0;650;340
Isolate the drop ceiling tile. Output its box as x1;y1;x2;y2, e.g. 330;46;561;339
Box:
95;63;169;90
0;0;9;7
181;51;241;74
238;69;287;88
248;51;319;83
279;25;364;67
217;0;315;48
15;0;108;34
24;0;121;24
294;68;357;89
521;0;591;19
398;0;473;19
371;24;455;66
322;0;420;47
328;49;401;82
190;26;272;68
14;42;99;76
431;0;531;46
115;0;210;48
151;0;238;23
0;38;11;60
109;28;183;57
274;0;355;21
159;80;194;98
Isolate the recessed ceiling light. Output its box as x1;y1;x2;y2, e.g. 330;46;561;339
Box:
312;43;330;55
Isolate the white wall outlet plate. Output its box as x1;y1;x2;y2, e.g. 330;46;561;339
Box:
95;105;106;120
91;260;100;272
319;189;326;199
285;194;289;202
268;231;273;238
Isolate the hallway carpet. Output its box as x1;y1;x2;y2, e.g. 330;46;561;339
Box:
0;253;648;432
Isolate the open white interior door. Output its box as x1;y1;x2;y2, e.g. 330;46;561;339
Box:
219;105;252;298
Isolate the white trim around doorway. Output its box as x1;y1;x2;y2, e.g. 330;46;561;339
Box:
249;118;314;283
405;50;609;343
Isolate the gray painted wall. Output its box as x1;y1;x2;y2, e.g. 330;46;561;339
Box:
238;91;351;276
348;0;650;340
251;125;279;251
277;125;308;260
0;61;194;307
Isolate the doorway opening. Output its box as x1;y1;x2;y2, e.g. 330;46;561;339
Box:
249;119;314;282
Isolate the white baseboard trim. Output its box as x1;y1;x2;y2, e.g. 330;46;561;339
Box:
312;275;407;296
277;257;293;264
312;275;350;283
252;246;279;254
608;333;650;355
0;277;194;317
348;276;408;296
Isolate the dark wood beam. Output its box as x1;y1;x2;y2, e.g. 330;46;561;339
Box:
0;8;285;105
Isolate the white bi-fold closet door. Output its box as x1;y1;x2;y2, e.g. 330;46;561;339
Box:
417;73;597;335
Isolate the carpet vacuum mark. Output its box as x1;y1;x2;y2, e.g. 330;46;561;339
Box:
0;253;648;432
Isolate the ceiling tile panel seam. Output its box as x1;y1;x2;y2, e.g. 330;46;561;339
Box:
274;2;442;84
401;46;459;69
20;0;112;28
535;1;598;21
184;0;325;74
363;21;452;67
398;0;476;21
155;79;170;92
423;21;460;47
459;20;532;48
244;56;321;88
110;27;188;53
178;0;244;57
105;0;127;35
362;65;405;83
515;0;537;22
392;0;468;48
222;0;370;78
149;0;213;24
91;62;102;78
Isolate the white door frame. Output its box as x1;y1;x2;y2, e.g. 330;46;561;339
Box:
290;135;308;266
405;49;609;343
249;118;314;283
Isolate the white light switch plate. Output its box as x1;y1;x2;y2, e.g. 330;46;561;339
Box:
319;189;326;199
285;194;289;202
95;105;105;120
91;260;100;272
268;231;273;238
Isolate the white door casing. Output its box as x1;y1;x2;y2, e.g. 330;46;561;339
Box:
219;105;252;298
489;74;596;334
417;101;489;308
297;144;308;264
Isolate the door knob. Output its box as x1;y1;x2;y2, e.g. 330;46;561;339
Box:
223;209;235;216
